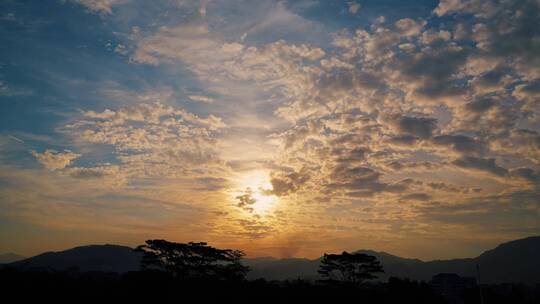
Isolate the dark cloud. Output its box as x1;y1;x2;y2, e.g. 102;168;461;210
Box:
69;168;109;179
396;178;424;187
317;70;385;96
452;156;508;177
235;188;257;212
515;79;540;98
465;98;496;113
488;129;540;163
394;115;437;139
385;161;440;172
512;129;540;148
432;134;484;155
268;169;310;196
427;182;468;193
396;42;470;102
387;135;418;146
400;192;432;202
325;165;408;197
469;67;512;93
509;168;540;185
280;120;324;149
332;147;368;163
472;0;540;77
513;79;540;116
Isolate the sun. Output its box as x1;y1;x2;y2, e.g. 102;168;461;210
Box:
235;170;277;213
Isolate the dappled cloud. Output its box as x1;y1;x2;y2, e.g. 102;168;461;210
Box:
1;0;540;259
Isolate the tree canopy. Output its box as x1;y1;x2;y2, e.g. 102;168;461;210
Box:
135;240;249;280
318;251;384;284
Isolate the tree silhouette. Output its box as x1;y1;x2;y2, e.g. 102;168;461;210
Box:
135;240;249;280
318;251;384;284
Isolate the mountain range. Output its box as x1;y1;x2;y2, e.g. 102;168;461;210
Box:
3;236;539;284
7;244;142;273
0;253;25;264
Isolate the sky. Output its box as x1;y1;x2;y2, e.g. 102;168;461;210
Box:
0;0;539;260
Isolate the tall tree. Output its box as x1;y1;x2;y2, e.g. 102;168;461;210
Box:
135;240;249;280
318;251;384;284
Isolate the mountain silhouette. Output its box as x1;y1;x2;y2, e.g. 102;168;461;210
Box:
5;236;539;283
0;253;25;264
245;236;540;284
8;244;142;273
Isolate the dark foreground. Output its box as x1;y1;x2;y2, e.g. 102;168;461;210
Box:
1;268;539;303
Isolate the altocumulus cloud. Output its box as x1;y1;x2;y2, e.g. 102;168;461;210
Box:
2;0;540;259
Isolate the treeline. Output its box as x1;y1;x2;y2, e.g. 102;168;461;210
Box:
1;240;539;303
0;268;447;303
133;239;385;284
3;268;539;303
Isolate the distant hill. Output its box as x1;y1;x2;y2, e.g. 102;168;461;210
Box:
246;236;540;284
0;253;25;264
8;244;142;273
5;236;540;284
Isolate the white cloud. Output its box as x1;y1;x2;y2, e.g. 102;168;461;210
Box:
73;0;128;15
31;149;81;170
188;95;215;103
63;101;227;180
394;18;425;37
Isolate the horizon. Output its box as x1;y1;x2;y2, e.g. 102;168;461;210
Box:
1;0;540;261
4;234;539;262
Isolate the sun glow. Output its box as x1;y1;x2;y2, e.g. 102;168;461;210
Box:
235;170;277;213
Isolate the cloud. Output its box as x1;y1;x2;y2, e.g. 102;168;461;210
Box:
348;2;360;14
0;166;204;237
199;0;207;17
489;129;540;164
194;177;229;191
387;135;419;147
465;97;496;113
443;0;540;79
469;66;513;94
384;161;441;172
72;0;128;15
324;165;407;198
433;0;495;17
31;149;81;170
63;101;227;180
63;165;127;188
400;192;432;202
6;0;540;258
452;156;508;177
267;169;310;196
394;18;425;37
0;80;33;97
415;190;540;236
132;23;325;126
188;95;215;103
509;168;540;185
131;24;231;67
432;134;484;156
235;218;275;239
513;79;540;117
427;181;474;193
235;188;257;213
392;115;437;139
395;41;470;104
277;120;325;149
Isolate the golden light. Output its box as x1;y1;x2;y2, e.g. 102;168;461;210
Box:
234;170;277;213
